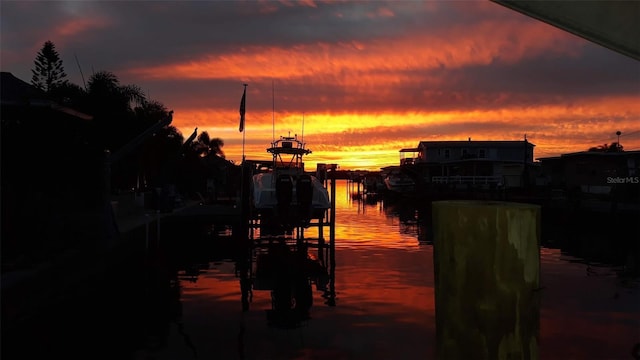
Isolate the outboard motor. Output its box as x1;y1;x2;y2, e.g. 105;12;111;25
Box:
276;174;294;221
296;174;313;221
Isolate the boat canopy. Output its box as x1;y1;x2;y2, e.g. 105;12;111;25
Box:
267;135;311;170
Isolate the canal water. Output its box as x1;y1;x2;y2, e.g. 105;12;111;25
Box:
3;180;639;359
146;180;639;359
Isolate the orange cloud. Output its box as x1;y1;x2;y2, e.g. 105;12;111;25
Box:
54;17;110;38
127;17;577;86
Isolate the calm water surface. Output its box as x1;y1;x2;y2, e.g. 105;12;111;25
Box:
144;180;639;360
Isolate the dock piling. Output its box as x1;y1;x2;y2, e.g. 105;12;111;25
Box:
432;200;541;360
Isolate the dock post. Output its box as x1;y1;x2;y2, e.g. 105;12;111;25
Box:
318;219;325;263
432;200;541;360
156;210;161;248
327;164;337;306
145;214;150;250
239;161;252;246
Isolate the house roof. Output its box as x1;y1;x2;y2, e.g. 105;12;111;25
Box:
538;150;640;161
418;140;535;148
2;71;49;104
1;71;92;121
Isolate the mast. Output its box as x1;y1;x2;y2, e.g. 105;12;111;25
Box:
272;79;275;143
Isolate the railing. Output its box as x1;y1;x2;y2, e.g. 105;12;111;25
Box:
431;176;503;184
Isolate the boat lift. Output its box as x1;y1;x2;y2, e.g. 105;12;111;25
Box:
235;162;338;327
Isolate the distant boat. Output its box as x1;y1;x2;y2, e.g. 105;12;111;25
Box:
383;167;415;194
364;173;385;194
251;134;330;232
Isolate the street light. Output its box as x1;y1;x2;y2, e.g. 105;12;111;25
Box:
616;131;621;150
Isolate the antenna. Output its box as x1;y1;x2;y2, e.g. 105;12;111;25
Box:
74;53;87;90
301;112;305;145
272;79;275;143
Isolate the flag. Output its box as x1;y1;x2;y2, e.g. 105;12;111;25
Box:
239;86;246;132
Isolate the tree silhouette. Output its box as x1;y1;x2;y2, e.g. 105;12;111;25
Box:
85;70;147;152
196;131;212;157
49;81;86;108
588;142;623;152
209;137;225;158
27;55;236;195
86;70;145;115
190;131;224;158
31;40;68;93
137;101;184;186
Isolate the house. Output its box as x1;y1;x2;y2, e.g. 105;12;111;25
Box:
539;150;640;197
1;72;100;265
399;139;536;188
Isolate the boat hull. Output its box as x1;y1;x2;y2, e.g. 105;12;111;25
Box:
251;172;330;219
383;174;415;194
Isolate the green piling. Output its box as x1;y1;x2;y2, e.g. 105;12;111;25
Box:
432;200;541;360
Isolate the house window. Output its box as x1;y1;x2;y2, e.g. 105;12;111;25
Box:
478;149;486;158
444;149;450;159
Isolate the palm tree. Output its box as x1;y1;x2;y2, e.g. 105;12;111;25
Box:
209;137;225;159
190;131;225;158
84;71;147;152
588;142;623;152
86;71;145;115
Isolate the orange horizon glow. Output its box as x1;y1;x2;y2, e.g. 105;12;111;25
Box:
171;99;640;171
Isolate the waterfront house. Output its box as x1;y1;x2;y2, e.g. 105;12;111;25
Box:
400;139;536;188
1;72;100;267
539;150;640;198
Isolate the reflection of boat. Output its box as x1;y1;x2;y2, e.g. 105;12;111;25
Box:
364;173;385;194
383;167;415;194
251;135;331;231
237;241;331;329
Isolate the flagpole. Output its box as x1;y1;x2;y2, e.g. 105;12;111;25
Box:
238;83;249;244
242;122;246;163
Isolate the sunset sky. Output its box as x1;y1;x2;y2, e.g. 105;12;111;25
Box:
2;1;639;170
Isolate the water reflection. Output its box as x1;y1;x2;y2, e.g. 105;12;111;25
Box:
150;181;638;359
1;242;185;359
237;241;335;329
9;181;637;359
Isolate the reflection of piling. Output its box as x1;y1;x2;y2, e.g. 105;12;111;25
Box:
432;200;541;360
239;161;252;245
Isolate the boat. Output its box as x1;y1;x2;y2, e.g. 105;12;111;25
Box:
382;167;415;194
251;134;331;233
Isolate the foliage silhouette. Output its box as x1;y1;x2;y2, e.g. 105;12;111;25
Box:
588;142;623;152
26;41;240;205
31;40;67;93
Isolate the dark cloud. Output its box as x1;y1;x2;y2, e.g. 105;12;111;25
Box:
2;1;450;72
